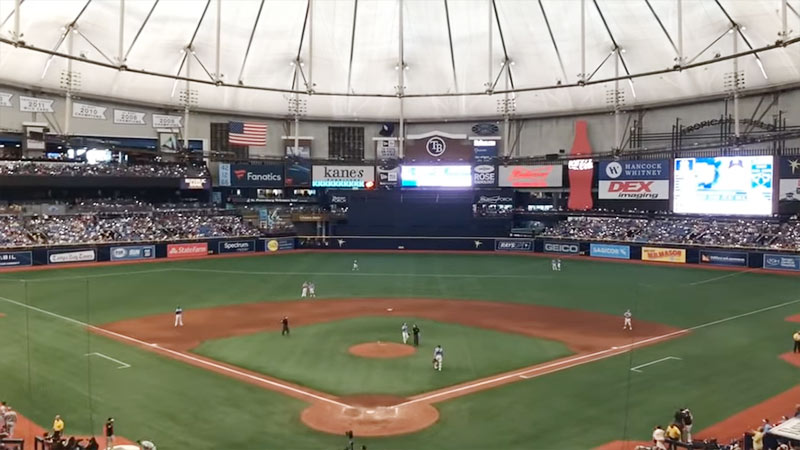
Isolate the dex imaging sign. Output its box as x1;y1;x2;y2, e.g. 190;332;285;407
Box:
598;160;670;199
312;165;375;188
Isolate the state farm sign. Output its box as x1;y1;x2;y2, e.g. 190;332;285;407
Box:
498;165;563;187
312;165;375;188
599;180;669;199
167;243;208;259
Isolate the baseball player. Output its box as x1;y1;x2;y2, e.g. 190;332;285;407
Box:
308;282;316;298
432;345;444;371
623;309;633;330
281;316;290;336
174;306;183;327
104;417;115;450
401;322;409;344
551;258;562;271
352;259;359;271
301;281;309;298
412;324;421;347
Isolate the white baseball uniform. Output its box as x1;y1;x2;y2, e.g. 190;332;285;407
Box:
352;260;359;271
623;310;632;330
433;346;444;371
401;323;409;344
301;282;309;298
308;283;316;298
174;307;183;327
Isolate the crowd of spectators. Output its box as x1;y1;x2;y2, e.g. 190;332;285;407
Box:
0;212;260;247
541;216;800;251
0;161;209;178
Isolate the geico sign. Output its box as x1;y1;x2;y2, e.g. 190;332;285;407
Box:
544;243;579;253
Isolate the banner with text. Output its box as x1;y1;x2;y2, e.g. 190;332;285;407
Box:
220;163;283;188
495;239;532;251
599;160;670;199
0;251;32;267
0;92;13;107
72;102;107;120
152;114;182;128
265;238;296;252
20;95;54;112
312;165;375;188
641;247;686;263
699;250;748;267
218;240;256;254
763;254;800;271
48;249;96;264
498;165;563;187
167;243;208;259
111;245;155;261
472;164;498;187
114;109;147;125
589;243;631;259
543;241;580;254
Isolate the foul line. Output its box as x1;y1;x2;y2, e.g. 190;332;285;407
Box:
172;267;550;279
630;356;681;373
398;297;800;407
0;268;175;283
0;295;349;409
85;352;131;369
687;269;754;286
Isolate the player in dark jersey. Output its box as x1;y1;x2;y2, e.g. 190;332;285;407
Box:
281;316;290;336
104;417;114;450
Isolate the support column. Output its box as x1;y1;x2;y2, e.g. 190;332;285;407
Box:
503;62;510;157
780;0;788;41
398;0;405;157
579;0;586;83
118;0;125;65
215;0;221;82
13;0;21;42
487;0;493;89
614;48;620;149
308;0;313;91
732;28;739;138
676;0;683;64
184;50;191;149
65;27;74;136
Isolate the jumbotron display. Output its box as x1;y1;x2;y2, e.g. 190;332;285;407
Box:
673;156;774;216
400;165;472;187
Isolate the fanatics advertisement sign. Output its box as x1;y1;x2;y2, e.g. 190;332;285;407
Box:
498;165;563;188
312;165;375;188
641;247;686;263
219;163;284;188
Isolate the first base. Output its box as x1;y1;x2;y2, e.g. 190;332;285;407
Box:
387;308;393;312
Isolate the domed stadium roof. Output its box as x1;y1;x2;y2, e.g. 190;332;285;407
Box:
0;0;798;120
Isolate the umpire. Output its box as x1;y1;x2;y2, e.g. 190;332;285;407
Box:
412;324;420;347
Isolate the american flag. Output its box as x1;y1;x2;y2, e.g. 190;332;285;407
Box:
228;121;267;146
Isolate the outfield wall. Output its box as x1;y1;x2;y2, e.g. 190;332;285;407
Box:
1;235;799;272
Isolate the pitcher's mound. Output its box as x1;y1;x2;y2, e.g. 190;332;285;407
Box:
301;395;439;436
349;342;415;358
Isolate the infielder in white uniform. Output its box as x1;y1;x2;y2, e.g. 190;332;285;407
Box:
623;309;633;330
308;282;316;298
352;259;359;271
174;306;183;327
301;281;309;298
401;322;409;344
433;345;444;371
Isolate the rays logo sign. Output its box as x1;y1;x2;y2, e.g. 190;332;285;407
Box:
426;137;447;157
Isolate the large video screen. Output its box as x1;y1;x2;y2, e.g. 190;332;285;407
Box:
400;165;472;187
673;156;773;215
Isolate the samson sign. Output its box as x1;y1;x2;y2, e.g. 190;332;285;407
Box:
641;247;686;263
589;243;630;259
265;238;295;252
472;165;497;186
699;250;748;267
312;165;375;188
763;254;800;271
599;159;670;199
543;242;579;254
495;240;532;251
218;240;255;254
220;163;284;188
48;249;96;264
110;245;155;261
167;243;208;259
0;251;32;267
498;165;563;187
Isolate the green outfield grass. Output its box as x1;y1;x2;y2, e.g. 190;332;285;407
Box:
192;316;573;396
0;253;798;449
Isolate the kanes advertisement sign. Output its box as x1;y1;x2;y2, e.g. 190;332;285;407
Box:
312;165;375;188
598;160;669;200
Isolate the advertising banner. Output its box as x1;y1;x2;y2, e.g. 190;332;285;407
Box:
400;165;472;187
699;250;748;267
376;140;399;159
0;251;32;267
312;165;375;188
498;165;563;187
377;165;399;187
779;179;800;202
472;164;497;187
167;243;208;259
543;241;580;254
763;254;800;271
473;139;499;163
599;160;670;180
599;180;670;199
779;156;800;179
48;249;97;264
0;92;12;107
495;240;532;251
567;120;594;210
589;243;631;259
641;247;686;263
181;178;210;190
405;132;473;162
223;164;284;188
20;95;54;112
265;238;295;252
474;193;513;204
110;245;155;261
218;240;256;254
285;159;312;187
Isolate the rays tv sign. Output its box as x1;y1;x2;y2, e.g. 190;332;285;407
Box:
599;160;670;200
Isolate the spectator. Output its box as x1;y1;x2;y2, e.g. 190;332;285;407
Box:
681;407;694;443
666;423;682;441
653;425;667;450
762;418;772;433
751;426;765;450
53;415;65;440
2;405;16;438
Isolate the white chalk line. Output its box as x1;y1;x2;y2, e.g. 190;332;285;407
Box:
0;295;348;408
0;268;175;283
398;297;800;407
687;269;754;286
630;356;681;373
85;352;131;369
171;267;549;279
